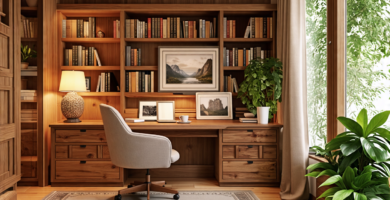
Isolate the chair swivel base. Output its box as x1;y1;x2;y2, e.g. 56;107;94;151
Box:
114;171;179;200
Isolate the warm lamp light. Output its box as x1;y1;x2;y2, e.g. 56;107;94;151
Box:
59;71;86;123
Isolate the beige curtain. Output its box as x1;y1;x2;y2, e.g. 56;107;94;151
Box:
277;0;309;199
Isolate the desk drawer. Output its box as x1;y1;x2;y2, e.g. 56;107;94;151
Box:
102;145;110;159
237;145;259;159
56;129;106;143
222;145;277;159
223;129;276;143
222;160;276;180
71;145;98;159
55;161;120;180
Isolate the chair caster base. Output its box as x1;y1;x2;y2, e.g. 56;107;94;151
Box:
115;194;122;200
173;193;180;199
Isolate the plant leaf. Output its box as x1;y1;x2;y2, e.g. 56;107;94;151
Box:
361;137;388;162
340;138;361;156
353;171;372;189
306;171;321;177
342;167;355;189
307;162;337;171
333;189;353;200
317;169;338;178
326;133;358;151
365;111;390;137
319;175;343;188
353;192;367;200
337;117;363;136
317;187;342;199
339;150;360;173
357;108;368;133
374;128;390;142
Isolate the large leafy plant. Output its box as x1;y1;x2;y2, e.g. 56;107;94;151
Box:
307;109;390;200
237;57;283;118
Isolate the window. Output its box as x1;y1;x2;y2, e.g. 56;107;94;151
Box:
346;1;390;126
306;0;328;147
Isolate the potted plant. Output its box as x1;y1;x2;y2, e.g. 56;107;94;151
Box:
21;44;36;69
307;108;390;199
237;57;283;124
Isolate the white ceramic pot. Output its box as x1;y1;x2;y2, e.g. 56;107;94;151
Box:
21;62;29;69
26;0;38;7
257;107;270;124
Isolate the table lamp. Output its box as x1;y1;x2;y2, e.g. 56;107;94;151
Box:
59;71;86;123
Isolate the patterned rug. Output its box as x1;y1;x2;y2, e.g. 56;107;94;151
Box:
43;191;260;200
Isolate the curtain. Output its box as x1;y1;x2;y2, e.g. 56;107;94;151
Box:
277;0;310;199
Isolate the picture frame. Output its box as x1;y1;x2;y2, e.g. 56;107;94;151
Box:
196;92;233;119
138;101;157;121
85;76;91;91
158;46;219;93
156;101;175;121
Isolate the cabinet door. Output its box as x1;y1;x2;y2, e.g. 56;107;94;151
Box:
0;0;21;195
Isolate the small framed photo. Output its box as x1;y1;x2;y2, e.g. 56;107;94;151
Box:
156;101;175;121
139;101;157;121
85;77;91;92
196;92;233;119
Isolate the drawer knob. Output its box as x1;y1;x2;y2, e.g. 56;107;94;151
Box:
247;161;253;164
80;145;86;148
247;145;253;148
80;161;86;164
247;130;253;132
80;129;86;132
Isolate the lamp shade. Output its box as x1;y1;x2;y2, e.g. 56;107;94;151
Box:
59;71;87;92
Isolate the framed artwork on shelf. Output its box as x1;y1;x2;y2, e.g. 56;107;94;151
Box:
85;76;91;91
156;101;176;122
138;101;157;121
196;92;233;119
158;46;219;93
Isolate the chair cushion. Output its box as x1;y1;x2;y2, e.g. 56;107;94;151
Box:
171;149;180;163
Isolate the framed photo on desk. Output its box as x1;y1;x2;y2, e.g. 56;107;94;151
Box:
139;101;157;120
196;92;233;119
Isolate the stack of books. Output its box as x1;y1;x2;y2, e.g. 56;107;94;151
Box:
21;16;38;38
224;75;239;93
21;109;37;122
125;17;217;38
96;72;120;92
223;17;273;38
21;90;37;101
235;107;248;118
239;118;257;123
125;71;154;93
223;47;271;67
125;46;141;66
21;66;37;76
62;17;97;38
223;19;236;38
63;46;102;66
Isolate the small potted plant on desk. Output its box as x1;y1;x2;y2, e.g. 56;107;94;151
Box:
21;44;37;69
237;57;283;124
307;109;390;199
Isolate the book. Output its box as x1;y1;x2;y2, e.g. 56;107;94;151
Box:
96;75;101;92
125;118;145;123
94;50;102;66
239;118;257;123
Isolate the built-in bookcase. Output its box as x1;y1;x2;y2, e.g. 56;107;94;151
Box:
56;4;277;122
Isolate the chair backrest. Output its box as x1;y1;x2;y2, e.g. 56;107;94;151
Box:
100;104;134;167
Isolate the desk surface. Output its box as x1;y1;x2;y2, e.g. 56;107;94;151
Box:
50;119;283;130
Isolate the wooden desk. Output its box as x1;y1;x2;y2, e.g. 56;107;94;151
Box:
50;120;282;187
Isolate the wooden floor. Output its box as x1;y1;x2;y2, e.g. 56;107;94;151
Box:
17;178;282;200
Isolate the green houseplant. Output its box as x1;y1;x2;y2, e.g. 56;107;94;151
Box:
237;57;283;124
307;109;390;200
21;44;36;69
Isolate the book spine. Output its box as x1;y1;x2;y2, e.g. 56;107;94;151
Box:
243;48;246;67
263;17;267;38
202;20;205;38
223;17;227;38
226;20;230;38
213;18;216;38
160;18;163;38
151;71;154;93
147;18;151;38
141;71;145;92
170;18;174;38
62;20;66;38
145;22;148;38
173;17;177;38
177;17;180;38
167;17;170;38
138;48;141;66
251;17;255;38
80;20;84;38
235;48;238;66
126;71;129;92
64;49;69;66
113;21;116;38
229;50;232;66
267;17;270;38
125;19;130;38
232;20;236;38
185;21;188;38
226;49;229;66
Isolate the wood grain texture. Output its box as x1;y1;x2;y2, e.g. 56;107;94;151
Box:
236;145;259;159
222;145;235;159
55;146;68;158
55;161;120;180
223;129;277;143
55;129;106;143
70;145;98;159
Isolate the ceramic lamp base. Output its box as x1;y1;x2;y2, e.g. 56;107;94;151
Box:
61;92;84;123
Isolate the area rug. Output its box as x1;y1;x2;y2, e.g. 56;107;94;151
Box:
43;191;260;200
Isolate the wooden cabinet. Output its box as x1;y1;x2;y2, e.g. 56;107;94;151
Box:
218;128;281;187
51;127;123;187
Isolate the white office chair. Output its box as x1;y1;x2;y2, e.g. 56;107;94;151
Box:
100;104;180;200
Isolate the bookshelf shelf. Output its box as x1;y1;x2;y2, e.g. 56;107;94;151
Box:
21;38;38;42
125;93;195;98
21;121;38;124
77;92;120;97
21;7;37;11
223;66;247;70
21;100;37;103
125;66;158;71
223;38;273;42
61;66;120;71
61;38;120;44
124;38;219;43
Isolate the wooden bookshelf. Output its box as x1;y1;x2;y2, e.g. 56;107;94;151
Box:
124;66;158;71
77;92;121;97
124;38;219;42
61;66;120;70
223;66;247;70
223;38;273;42
20;0;43;187
61;38;120;43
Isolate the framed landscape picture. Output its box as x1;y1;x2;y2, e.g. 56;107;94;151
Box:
196;92;232;119
158;46;219;93
138;101;157;121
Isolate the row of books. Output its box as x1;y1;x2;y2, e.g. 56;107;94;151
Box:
125;18;217;38
96;72;120;92
63;46;102;66
125;46;141;66
223;47;271;67
62;18;96;38
247;17;272;39
21;16;38;38
125;71;155;92
21;109;37;122
21;90;37;101
224;75;239;93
